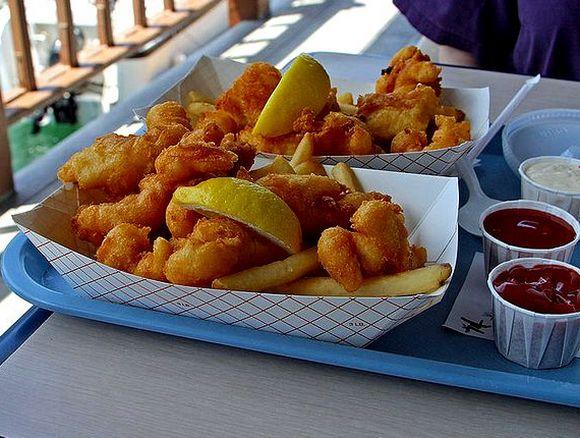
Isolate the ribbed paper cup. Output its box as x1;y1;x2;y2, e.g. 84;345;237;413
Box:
519;157;580;219
488;258;580;369
479;200;579;274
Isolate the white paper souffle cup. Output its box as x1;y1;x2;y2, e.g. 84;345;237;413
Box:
519;156;580;219
479;200;580;275
487;258;580;369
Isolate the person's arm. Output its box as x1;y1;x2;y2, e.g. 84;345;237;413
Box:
439;45;478;67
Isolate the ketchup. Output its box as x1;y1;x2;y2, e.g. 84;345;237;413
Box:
483;208;575;249
493;264;580;314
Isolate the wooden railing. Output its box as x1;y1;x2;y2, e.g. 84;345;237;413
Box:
0;0;269;201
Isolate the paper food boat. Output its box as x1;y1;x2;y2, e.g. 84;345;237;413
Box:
14;167;458;347
136;55;490;176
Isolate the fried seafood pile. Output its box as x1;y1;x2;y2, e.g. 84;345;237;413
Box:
180;46;469;157
57;51;456;295
358;46;471;152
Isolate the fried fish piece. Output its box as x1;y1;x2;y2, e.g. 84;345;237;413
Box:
134;237;174;281
257;174;390;239
239;110;376;156
165;217;285;286
57;133;140;195
219;133;256;170
146;100;191;131
96;223;151;273
317;226;363;292
426;115;471;150
58;103;190;196
435;105;465;121
307;111;376;156
317;200;427;291
358;85;439;143
376;46;442;96
166;198;202;239
97;224;173;282
155;141;239;183
72;174;175;245
181;110;238;145
73;140;243;245
258;174;347;238
215;62;281;127
390;128;428;153
238;128;303;155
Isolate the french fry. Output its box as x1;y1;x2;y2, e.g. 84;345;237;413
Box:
337;92;354;105
212;248;320;292
290;133;314;168
294;160;327;176
338;102;357;116
251;156;296;179
331;162;363;192
273;264;452;297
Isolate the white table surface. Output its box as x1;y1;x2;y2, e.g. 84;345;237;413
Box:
2;45;580;438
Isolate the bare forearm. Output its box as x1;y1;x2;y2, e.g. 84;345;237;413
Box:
439;45;478;67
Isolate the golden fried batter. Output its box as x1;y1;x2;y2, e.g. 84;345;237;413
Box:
155;141;238;183
73;137;244;246
241;110;376;156
182;110;238;144
72;174;175;245
317;227;363;292
57;133;140;195
376;46;441;95
258;174;390;240
219;133;256;170
58;102;189;196
165;217;285;286
134;237;173;281
96;216;285;286
311;112;376;155
215;62;281;127
317;200;427;291
426;115;471;150
96;224;151;273
358;85;438;143
146;101;191;131
238;128;303;155
390;128;428;153
166;198;202;239
435;105;465;121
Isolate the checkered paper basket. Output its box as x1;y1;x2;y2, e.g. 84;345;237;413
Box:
135;56;490;176
259;141;474;175
20;229;446;347
14;168;459;347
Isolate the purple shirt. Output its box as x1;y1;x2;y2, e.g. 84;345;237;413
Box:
394;0;580;81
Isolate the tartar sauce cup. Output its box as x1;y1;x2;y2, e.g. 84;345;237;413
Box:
487;258;580;369
479;200;580;274
519;156;580;219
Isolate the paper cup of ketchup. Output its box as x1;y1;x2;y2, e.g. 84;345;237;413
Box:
479;200;579;274
488;258;580;369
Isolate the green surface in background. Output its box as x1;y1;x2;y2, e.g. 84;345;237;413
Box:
8;98;102;172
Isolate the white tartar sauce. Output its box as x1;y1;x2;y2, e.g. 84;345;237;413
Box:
525;160;580;193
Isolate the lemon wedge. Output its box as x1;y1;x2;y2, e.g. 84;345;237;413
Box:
173;178;302;254
253;54;331;137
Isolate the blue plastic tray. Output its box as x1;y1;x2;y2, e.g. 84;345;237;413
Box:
2;137;579;408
